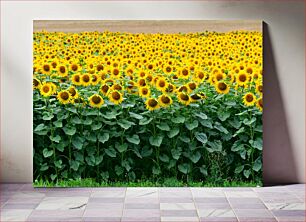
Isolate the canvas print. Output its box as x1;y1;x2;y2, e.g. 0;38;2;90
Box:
33;21;263;186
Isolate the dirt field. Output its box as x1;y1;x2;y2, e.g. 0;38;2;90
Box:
33;20;262;33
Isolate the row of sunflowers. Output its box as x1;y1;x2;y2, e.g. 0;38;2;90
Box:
33;30;263;184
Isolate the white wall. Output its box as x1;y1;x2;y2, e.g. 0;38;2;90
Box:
1;1;305;184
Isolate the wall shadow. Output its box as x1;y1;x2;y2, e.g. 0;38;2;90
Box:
263;22;298;185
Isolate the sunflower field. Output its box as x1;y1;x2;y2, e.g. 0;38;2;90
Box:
33;30;263;185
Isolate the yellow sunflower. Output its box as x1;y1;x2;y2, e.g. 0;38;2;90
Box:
81;74;91;86
156;77;168;92
100;84;110;96
237;73;249;86
71;74;82;86
57;90;71;105
256;97;263;111
158;94;173;107
215;82;230;94
179;67;190;79
68;86;79;99
177;92;191;106
243;92;256;106
139;86;151;98
40;82;53;97
109;90;123;105
57;65;68;77
145;98;160;111
89;94;104;108
41;63;52;75
33;78;41;89
91;74;101;86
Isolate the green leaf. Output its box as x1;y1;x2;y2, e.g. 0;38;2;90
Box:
195;132;208;144
129;112;143;120
54;160;62;168
63;126;76;136
224;101;236;106
122;160;131;171
157;122;170;131
167;128;180;138
40;163;49;171
171;116;185;124
70;160;79;171
91;122;102;131
42;113;54;121
87;132;97;142
103;111;117;119
231;141;244;152
53;121;63;128
126;135;140;145
85;155;95;166
243;169;251;178
152;165;161;175
115;143;128;153
179;135;190;143
185;120;199;130
178;163;191;174
214;122;229;134
139;117;153;125
253;157;262;172
171;147;182;160
118;119;135;130
243;117;256;126
240;150;247;159
105;147;116;157
74;152;84;162
235;165;244;174
200;165;208;176
141;146;153;157
98;133;110;144
190;151;201;163
149;135;164;147
34;123;47;132
194;112;208;120
115;165;124;176
199;119;213;128
56;142;66;152
251;137;263;150
50;135;61;143
43;148;53;158
83;118;93;125
218;111;231;121
229;118;242;129
72;116;82;124
159;154;169;163
66;107;77;114
72;136;84;150
50;174;57;181
233;127;245;137
128;171;136;181
206;140;222;153
100;171;109;181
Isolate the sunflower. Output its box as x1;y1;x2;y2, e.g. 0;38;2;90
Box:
50;82;57;95
163;65;173;75
158;94;173;107
187;82;197;93
215;82;230;94
81;74;91;86
190;93;202;102
100;84;110;95
145;98;160;111
68;86;78;99
71;74;82;86
243;92;256;106
57;90;71;104
33;78;41;89
70;63;79;72
256;84;263;95
177;92;191;106
111;68;121;79
41;63;52;75
40;82;53;97
57;65;68;77
112;83;123;91
109;90;123;105
89;94;104;108
179;67;190;79
256;97;263;111
156;77;168;92
137;78;147;87
91;74;100;86
237;73;249;86
139;86;151;98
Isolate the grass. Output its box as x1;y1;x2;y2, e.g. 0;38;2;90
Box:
34;177;262;187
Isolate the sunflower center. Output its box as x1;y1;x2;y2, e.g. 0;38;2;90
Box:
166;67;171;72
139;79;146;86
61;92;69;100
69;88;76;96
161;96;170;104
191;94;201;100
74;75;80;82
216;74;223;81
178;86;188;92
182;69;188;76
82;75;90;82
42;86;50;93
92;75;97;82
142;88;148;94
148;99;158;107
258;85;263;93
97;64;103;71
198;72;204;79
59;66;66;73
158;80;166;87
258;98;263;107
92;95;101;104
113;69;119;75
33;79;39;86
148;64;153;70
112;92;121;100
102;85;109;93
246;94;254;102
71;64;78;71
239;74;247;82
114;84;122;90
180;94;189;101
189;83;196;90
43;65;50;72
218;82;227;91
